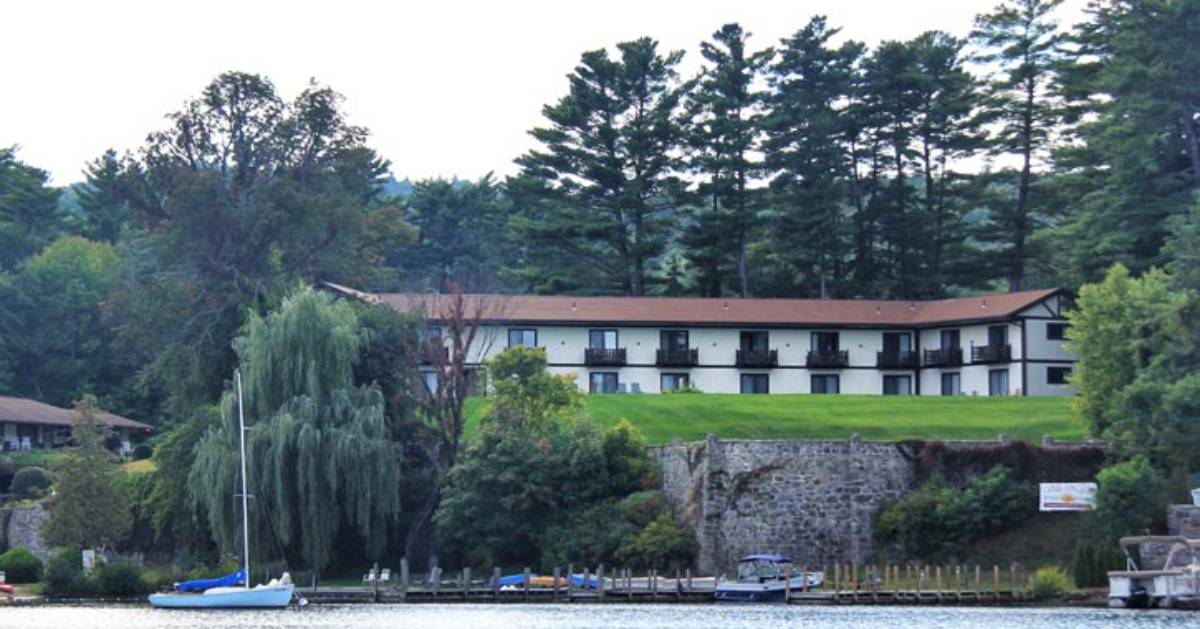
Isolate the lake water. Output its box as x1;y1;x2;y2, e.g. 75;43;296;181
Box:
0;603;1193;629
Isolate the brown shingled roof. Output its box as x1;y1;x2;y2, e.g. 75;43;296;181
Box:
325;283;1062;328
0;396;154;432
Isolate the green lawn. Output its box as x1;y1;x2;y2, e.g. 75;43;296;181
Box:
466;394;1084;445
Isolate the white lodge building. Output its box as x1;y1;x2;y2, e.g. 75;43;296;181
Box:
332;285;1076;397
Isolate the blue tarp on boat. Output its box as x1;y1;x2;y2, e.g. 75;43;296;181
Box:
175;570;246;592
498;574;529;587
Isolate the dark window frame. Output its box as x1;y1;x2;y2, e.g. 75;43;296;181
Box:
1047;366;1072;385
740;330;770;352
940;329;961;350
811;331;840;353
883;374;912;396
811;373;840;394
589;372;619;394
740;373;769;394
940;372;961;396
589;329;619;349
1046;323;1069;341
660;329;690;351
988;368;1010;397
660;372;690;392
507;328;538;348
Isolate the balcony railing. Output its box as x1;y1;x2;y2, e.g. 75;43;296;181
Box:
584;347;627;366
806;349;850;368
420;340;449;364
971;344;1012;364
736;349;778;368
656;348;699;367
876;350;919;369
923;347;963;367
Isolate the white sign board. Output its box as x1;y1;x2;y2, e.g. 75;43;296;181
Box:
1039;482;1096;511
81;549;96;573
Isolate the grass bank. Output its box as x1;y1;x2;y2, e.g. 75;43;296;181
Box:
465;394;1083;445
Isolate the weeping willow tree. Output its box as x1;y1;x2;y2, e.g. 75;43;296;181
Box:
190;287;405;573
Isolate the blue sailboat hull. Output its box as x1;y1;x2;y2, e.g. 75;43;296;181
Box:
148;584;294;608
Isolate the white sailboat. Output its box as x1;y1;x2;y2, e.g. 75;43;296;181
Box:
149;371;295;609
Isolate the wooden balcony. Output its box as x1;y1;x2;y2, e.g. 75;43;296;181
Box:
656;348;699;367
923;347;963;367
736;349;778;368
584;347;627;367
806;350;849;369
971;344;1012;364
876;350;919;369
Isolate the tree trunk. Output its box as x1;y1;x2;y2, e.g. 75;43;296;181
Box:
1011;79;1037;293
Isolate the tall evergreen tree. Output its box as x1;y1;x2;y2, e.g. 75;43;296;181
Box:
511;38;686;295
682;23;771;297
0;147;62;270
971;0;1064;291
1051;0;1200;286
75;149;132;244
762;16;862;298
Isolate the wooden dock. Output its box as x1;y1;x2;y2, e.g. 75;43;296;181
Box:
296;562;1032;606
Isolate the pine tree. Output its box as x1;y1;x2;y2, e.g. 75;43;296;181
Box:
512;38;687;295
76;149;131;243
682;23;771;297
971;0;1064;291
762;16;862;297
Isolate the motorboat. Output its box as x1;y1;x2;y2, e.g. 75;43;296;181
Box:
715;554;823;602
149;371;294;609
1108;536;1200;608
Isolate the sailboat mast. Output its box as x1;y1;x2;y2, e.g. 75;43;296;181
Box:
236;370;251;590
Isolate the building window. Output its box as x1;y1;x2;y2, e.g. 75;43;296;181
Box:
941;372;961;396
940;329;960;349
740;331;769;352
507;328;537;348
589;372;619;394
988;325;1008;346
661;373;690;392
883;375;911;396
988;369;1009;396
811;331;840;353
740;374;769;394
660;330;689;351
422;371;438;395
1047;366;1072;385
811;374;839;394
1047;323;1069;341
589;329;618;349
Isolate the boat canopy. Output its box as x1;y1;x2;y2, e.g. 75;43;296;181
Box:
739;554;791;563
175;570;246;592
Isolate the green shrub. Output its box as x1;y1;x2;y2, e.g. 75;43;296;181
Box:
43;547;90;597
619;491;668;529
616;511;697;570
95;562;148;596
1093;456;1169;539
131;444;153;461
1031;565;1072;599
0;547;44;583
10;466;53;497
874;466;1036;561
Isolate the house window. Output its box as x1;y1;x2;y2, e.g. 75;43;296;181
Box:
589;372;619;394
940;329;960;349
661;373;690;392
422;371;438;395
589;329;618;349
811;374;840;394
507;328;537;348
740;331;769;352
660;330;689;351
883;375;911;396
1046;323;1069;341
988;325;1008;347
882;332;912;355
988;369;1009;396
740;374;769;394
1047;366;1072;385
426;324;443;339
811;332;839;353
941;372;961;396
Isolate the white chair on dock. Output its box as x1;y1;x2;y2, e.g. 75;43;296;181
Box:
362;568;377;585
379;568;391;585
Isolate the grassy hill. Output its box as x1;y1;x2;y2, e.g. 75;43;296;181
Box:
466;394;1084;445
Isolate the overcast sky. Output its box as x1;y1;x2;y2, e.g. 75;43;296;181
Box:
2;0;1087;186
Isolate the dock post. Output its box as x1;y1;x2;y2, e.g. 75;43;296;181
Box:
674;568;681;599
686;568;693;596
955;565;962;603
627;568;633;600
583;566;590;598
785;564;793;603
462;567;470;600
801;565;808;593
1009;564;1016;602
974;565;981;602
833;564;840;603
567;563;574;600
597;564;605;601
993;565;1000;602
915;565;922;603
552;566;561;602
522;567;530;603
492;567;500;602
431;565;440;598
400;558;409;599
935;565;943;603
